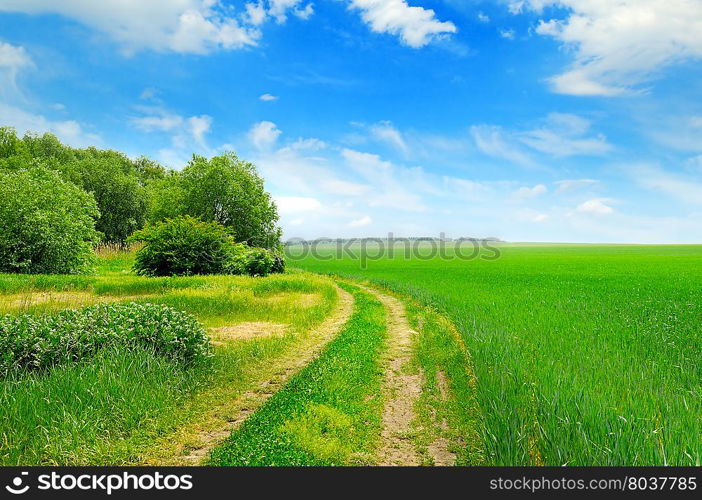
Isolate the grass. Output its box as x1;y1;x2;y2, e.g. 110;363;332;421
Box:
0;249;339;465
404;299;486;466
291;243;702;466
209;283;387;466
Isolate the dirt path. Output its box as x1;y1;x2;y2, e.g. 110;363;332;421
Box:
360;286;424;466
144;285;354;466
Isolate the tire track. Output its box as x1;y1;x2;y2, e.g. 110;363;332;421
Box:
144;285;355;466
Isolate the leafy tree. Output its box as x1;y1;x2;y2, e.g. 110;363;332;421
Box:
0;168;100;274
147;172;185;223
61;157;148;244
178;153;282;248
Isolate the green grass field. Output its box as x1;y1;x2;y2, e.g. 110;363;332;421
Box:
290;244;702;466
0;251;340;465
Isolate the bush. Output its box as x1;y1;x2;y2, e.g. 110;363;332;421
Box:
0;302;211;377
129;216;238;277
229;246;275;277
0;167;100;274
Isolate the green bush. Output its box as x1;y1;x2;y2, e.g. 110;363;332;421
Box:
229;246;275;277
0;167;100;274
129;216;240;277
0;302;211;377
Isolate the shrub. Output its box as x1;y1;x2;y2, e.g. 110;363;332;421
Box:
129;216;238;277
229;246;275;277
0;302;211;377
0;167;100;274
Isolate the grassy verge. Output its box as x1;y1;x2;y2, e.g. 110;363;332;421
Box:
209;283;386;466
404;299;486;465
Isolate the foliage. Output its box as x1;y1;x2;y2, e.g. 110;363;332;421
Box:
0;168;100;274
60;156;148;244
229;246;275;277
148;153;281;248
129;216;240;277
0;302;211;377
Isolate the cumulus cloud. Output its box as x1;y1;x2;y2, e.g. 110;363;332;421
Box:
248;120;282;150
516;0;702;96
259;93;279;101
348;0;457;48
0;0;313;54
577;198;615;215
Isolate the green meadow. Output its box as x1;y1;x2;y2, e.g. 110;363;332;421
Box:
290;243;702;466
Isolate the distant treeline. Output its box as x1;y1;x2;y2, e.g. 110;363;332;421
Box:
284;237;504;246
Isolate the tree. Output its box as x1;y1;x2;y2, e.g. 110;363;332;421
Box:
178;153;282;248
61;156;148;244
0;167;100;274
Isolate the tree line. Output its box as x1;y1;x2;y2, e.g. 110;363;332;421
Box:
0;126;282;274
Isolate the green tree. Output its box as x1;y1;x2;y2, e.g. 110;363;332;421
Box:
178;153;281;248
61;157;148;244
0;167;100;274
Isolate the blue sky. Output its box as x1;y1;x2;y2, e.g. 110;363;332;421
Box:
1;0;702;243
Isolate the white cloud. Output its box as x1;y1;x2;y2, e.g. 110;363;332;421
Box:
0;41;32;71
470;124;535;167
500;29;515;40
132;113;183;132
477;12;490;23
0;102;100;147
187;115;212;147
577;198;615;215
275;196;322;214
132;107;212;147
370;120;408;153
348;0;457;48
259;93;279;101
518;113;612;156
514;184;547;200
517;0;702;96
245;2;267;26
627;164;702;206
0;41;33;96
248;120;282;150
349;215;373;227
0;1;290;54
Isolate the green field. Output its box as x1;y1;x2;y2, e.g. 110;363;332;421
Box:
290;244;702;466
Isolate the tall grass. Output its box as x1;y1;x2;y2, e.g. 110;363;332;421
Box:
292;244;702;465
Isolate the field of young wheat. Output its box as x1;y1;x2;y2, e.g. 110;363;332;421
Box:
291;244;702;466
